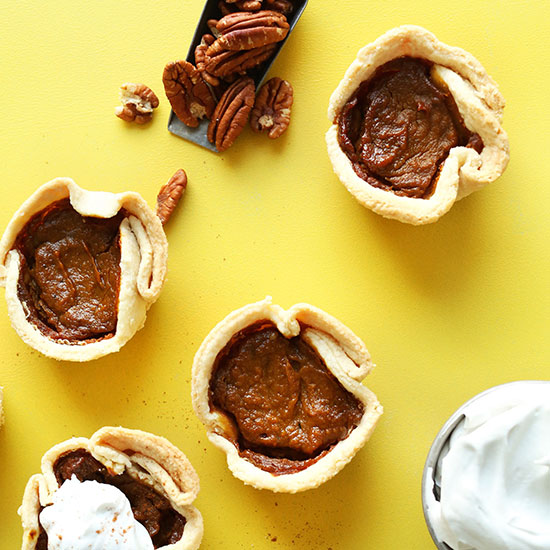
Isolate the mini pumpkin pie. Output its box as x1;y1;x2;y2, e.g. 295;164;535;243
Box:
192;297;383;493
0;178;168;361
326;25;510;225
19;426;203;550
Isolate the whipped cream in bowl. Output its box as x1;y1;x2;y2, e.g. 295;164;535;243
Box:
422;381;550;550
39;475;154;550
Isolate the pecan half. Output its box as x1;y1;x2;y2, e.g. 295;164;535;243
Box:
207;77;255;151
205;43;277;79
250;77;293;138
212;10;289;52
163;61;216;127
157;169;187;225
115;83;159;124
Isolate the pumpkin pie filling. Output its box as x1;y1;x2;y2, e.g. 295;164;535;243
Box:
36;449;186;550
13;199;124;342
209;321;364;475
337;56;484;199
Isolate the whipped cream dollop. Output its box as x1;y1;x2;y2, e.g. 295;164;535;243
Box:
40;476;154;550
427;382;550;550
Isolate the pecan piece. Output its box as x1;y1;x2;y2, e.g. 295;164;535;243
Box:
265;0;293;14
207;77;255;151
212;10;289;52
250;77;293;138
205;43;277;79
115;83;159;124
235;0;264;10
163;61;216;127
206;19;220;36
218;0;235;15
195;35;221;87
221;0;263;11
157;169;187;225
238;0;264;10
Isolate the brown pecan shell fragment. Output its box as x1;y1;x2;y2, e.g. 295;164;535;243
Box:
250;77;293;138
163;61;216;128
115;83;159;124
213;10;289;52
157;169;187;225
207;77;256;152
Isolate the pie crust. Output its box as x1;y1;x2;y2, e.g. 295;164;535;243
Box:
192;297;383;493
326;25;510;225
0;387;4;429
0;178;168;361
19;426;203;550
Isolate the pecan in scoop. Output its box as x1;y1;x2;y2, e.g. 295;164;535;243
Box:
207;19;219;32
212;10;289;52
195;35;221;87
163;61;216;127
218;0;234;15
250;77;293;138
265;0;294;14
157;169;187;225
234;0;264;10
237;0;264;10
115;83;159;124
220;0;264;13
205;43;277;79
207;77;255;151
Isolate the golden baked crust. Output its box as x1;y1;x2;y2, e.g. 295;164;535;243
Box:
0;178;168;361
0;387;4;429
326;25;510;225
18;426;203;550
192;297;383;493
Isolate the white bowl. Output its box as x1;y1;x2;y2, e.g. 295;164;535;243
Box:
421;380;550;549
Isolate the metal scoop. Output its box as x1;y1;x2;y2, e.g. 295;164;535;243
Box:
167;0;309;151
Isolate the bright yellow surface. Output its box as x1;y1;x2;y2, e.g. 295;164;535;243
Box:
1;0;549;548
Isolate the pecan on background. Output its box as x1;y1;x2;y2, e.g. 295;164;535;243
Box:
157;169;188;225
207;77;256;151
163;61;216;127
115;83;159;124
213;10;290;52
250;77;293;138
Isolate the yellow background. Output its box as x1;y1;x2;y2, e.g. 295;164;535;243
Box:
1;0;549;548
